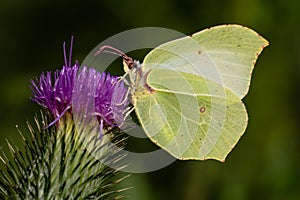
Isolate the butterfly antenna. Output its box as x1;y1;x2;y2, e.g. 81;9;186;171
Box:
94;45;135;69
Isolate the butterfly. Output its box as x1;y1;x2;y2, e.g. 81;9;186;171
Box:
95;24;268;161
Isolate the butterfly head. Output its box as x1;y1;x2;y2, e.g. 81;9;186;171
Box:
123;58;141;74
94;45;147;95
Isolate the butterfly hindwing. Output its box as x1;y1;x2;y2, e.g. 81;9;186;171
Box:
134;69;247;161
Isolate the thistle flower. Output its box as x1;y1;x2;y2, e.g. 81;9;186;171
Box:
30;41;129;134
0;39;130;199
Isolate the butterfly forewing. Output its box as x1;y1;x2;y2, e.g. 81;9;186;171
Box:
143;24;268;99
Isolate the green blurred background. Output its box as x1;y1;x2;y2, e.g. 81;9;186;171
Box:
0;0;299;199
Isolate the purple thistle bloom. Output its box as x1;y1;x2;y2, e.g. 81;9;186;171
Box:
30;38;129;136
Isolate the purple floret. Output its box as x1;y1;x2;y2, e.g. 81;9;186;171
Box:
95;71;129;128
30;64;78;119
74;66;129;130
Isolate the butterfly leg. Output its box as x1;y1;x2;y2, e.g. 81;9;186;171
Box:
118;71;130;86
123;106;135;121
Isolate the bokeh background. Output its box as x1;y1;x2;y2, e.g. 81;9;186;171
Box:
0;0;299;199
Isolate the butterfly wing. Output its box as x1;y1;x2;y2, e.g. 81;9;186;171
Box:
134;69;247;161
134;25;268;161
142;24;268;99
